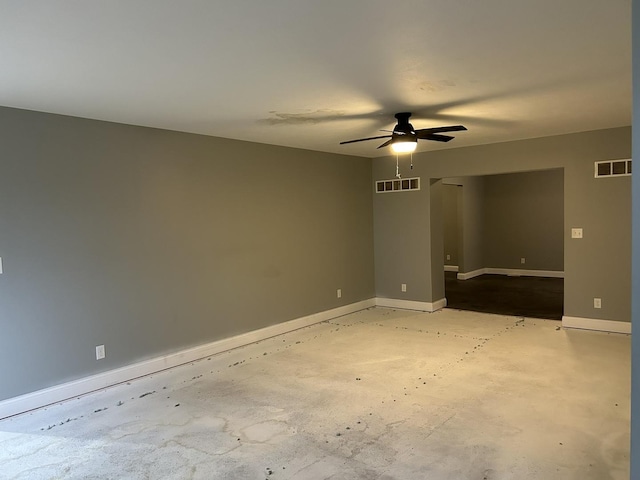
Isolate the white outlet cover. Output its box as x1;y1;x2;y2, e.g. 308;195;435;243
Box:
337;288;342;298
401;284;407;292
594;298;602;309
571;228;583;239
96;345;106;360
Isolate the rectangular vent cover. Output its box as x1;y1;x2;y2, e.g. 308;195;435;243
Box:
595;159;632;178
376;177;420;193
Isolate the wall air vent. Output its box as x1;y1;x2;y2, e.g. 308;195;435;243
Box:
595;159;632;178
376;177;421;193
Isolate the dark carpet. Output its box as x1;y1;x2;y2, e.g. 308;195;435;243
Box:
445;272;564;320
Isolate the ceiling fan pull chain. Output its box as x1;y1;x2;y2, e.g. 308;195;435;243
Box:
396;154;401;178
410;153;413;170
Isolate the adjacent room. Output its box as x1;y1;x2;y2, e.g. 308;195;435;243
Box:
0;1;636;479
442;170;565;320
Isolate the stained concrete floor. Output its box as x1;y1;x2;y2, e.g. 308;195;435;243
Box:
0;308;630;479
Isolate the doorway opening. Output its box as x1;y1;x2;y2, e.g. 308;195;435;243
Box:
440;170;564;320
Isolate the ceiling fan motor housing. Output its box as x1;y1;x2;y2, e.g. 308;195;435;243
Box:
393;112;417;140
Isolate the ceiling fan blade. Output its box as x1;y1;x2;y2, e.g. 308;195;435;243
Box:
377;139;394;149
415;125;467;135
419;133;454;142
340;135;391;145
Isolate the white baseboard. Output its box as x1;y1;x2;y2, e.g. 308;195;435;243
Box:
432;297;448;311
0;298;376;420
444;265;459;272
375;297;447;312
457;267;564;280
457;268;486;280
562;316;631;334
485;268;564;278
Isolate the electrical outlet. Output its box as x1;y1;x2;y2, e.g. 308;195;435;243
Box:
571;228;583;239
594;298;602;309
96;345;106;360
401;283;407;292
520;257;525;264
446;254;451;261
337;288;342;299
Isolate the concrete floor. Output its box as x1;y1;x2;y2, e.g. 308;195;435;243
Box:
0;308;630;479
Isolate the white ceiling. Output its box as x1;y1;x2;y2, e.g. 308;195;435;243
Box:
0;1;631;157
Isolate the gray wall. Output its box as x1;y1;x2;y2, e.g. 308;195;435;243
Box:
429;180;445;301
373;127;631;322
442;170;564;272
442;184;460;266
372;181;432;301
483;169;564;271
0;107;375;401
441;176;485;274
460;176;485;274
630;0;639;473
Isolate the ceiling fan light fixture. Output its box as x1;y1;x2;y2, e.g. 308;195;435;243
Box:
339;112;466;151
391;139;417;154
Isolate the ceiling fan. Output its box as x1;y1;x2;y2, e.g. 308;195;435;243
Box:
340;112;467;153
